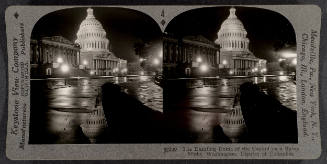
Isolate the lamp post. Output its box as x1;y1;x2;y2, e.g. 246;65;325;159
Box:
222;60;228;75
83;60;88;70
60;64;70;85
153;58;161;75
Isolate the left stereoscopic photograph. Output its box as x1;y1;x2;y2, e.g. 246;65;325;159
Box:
29;7;163;144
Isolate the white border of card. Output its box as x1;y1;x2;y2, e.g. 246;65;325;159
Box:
5;5;321;160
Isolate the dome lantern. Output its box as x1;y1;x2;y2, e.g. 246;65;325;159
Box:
228;7;237;19
86;8;95;19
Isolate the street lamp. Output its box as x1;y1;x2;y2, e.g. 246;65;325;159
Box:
83;60;88;65
121;68;127;74
292;58;297;65
61;64;70;73
153;58;160;65
200;64;208;72
57;57;63;63
196;57;202;63
278;58;285;62
113;67;119;73
222;60;227;65
279;71;284;75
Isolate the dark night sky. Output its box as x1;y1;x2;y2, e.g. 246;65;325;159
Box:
32;7;162;62
32;7;296;63
165;7;296;62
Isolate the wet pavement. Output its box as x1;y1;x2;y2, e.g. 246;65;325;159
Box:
29;76;162;144
29;75;296;144
164;75;296;143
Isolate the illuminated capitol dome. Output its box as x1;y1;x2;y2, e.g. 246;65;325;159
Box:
215;7;266;76
216;8;249;52
75;8;109;53
75;8;127;76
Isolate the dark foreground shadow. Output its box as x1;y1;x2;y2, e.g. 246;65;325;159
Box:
239;82;298;143
101;82;229;143
100;82;297;143
101;82;165;143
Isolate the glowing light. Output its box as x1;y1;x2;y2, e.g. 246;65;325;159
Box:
278;58;285;62
139;58;145;62
115;77;119;84
280;51;297;58
140;75;148;81
153;58;160;65
254;77;258;84
196;57;202;63
113;68;119;73
292;58;297;65
83;60;88;65
222;60;227;65
57;57;63;63
200;64;208;72
158;51;163;58
261;68;267;73
278;76;288;81
121;68;127;73
263;76;266;82
140;71;144;75
229;70;234;75
222;79;227;86
60;64;69;73
90;71;94;75
254;67;258;72
279;71;284;75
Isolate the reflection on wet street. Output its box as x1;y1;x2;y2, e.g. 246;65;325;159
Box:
29;76;162;144
29;75;296;144
164;75;296;143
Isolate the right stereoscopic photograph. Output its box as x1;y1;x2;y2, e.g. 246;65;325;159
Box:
162;6;298;143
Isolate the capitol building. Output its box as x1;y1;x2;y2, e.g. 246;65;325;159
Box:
215;8;266;76
75;8;127;76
